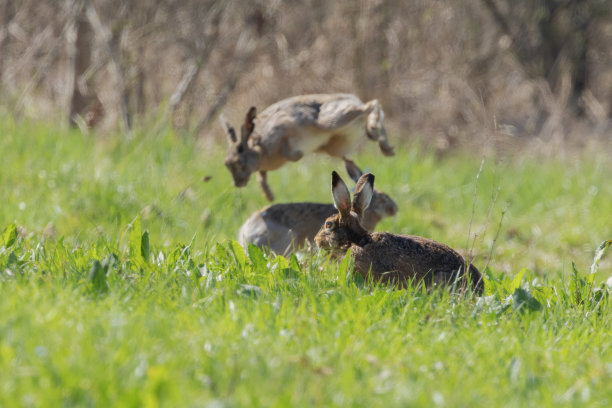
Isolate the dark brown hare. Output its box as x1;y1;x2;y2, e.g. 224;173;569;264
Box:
315;171;484;294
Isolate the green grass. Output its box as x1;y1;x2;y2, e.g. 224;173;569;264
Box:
1;116;611;407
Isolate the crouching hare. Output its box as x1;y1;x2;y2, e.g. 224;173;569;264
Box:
315;171;484;294
238;160;397;255
222;93;395;202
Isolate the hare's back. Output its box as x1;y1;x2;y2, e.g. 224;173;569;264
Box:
258;203;337;246
257;94;367;131
255;94;371;158
353;232;468;277
261;94;363;113
260;203;336;231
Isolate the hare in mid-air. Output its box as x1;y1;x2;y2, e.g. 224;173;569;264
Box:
238;160;397;255
221;93;395;202
314;171;484;294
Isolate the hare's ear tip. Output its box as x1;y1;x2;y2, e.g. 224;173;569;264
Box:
245;107;257;122
331;171;343;187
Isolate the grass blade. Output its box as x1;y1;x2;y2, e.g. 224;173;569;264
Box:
589;240;612;275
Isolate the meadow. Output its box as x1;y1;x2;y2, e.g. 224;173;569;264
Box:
1;116;611;407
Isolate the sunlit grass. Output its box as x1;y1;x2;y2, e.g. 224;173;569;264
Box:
1;116;611;406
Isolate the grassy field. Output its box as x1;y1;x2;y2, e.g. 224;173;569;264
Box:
1;116;611;407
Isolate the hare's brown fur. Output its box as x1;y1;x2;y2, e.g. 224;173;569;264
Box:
315;171;483;294
238;161;397;255
222;94;394;201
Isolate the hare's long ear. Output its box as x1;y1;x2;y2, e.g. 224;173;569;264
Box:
220;114;237;145
240;106;257;144
352;173;374;217
332;171;351;219
344;158;363;182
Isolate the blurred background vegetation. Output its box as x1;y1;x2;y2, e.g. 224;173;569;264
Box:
0;0;610;154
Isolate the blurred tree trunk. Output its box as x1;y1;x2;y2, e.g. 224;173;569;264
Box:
0;0;15;78
68;5;93;127
134;44;146;116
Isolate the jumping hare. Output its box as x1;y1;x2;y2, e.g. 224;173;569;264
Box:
238;160;398;255
221;93;395;202
315;171;484;294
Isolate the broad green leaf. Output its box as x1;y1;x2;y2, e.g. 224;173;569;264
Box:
247;244;267;271
482;277;495;297
128;217;142;259
289;253;301;274
273;254;289;270
586;274;595;285
141;230;150;262
212;243;231;264
168;244;186;267
509;268;527;293
3;224;17;248
229;239;248;267
6;251;19;268
511;288;542;313
483;267;502;297
532;286;557;306
88;260;108;293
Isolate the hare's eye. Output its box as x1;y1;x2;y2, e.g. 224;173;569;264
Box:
325;221;334;230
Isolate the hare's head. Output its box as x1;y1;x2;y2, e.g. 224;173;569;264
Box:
222;107;260;187
344;160;397;231
315;171;374;252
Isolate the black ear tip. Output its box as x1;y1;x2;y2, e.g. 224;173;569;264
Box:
367;173;375;185
246;107;257;121
360;172;374;187
331;170;342;186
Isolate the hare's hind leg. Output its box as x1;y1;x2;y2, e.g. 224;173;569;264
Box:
364;99;395;156
431;271;454;289
432;268;482;294
257;171;275;202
